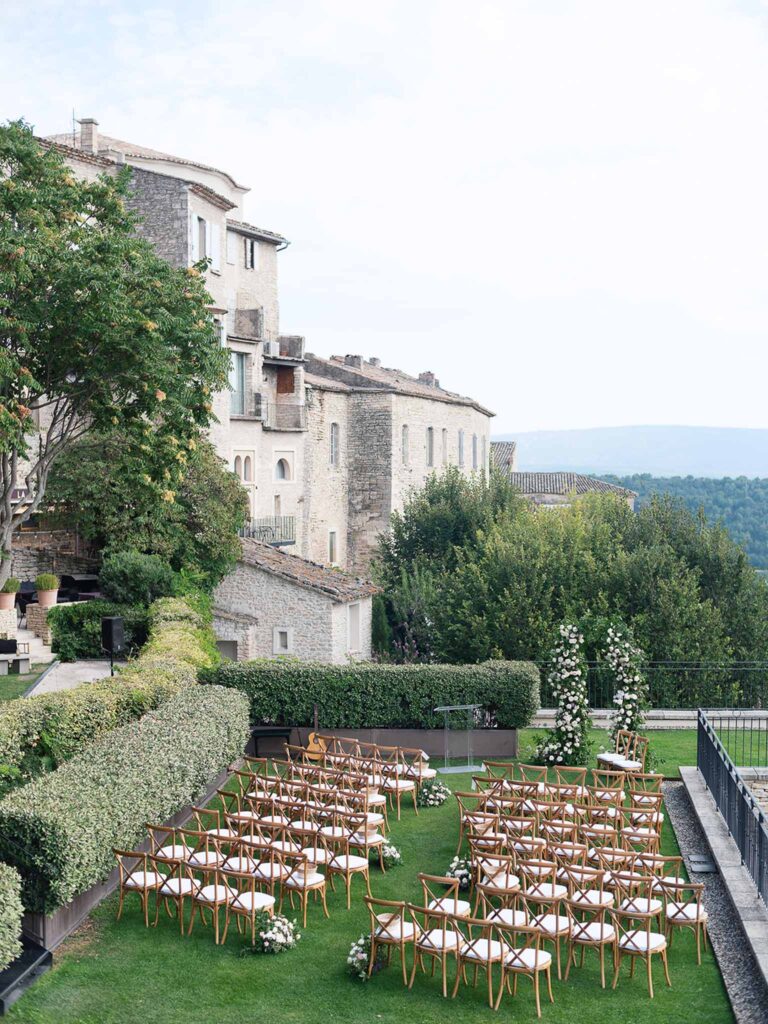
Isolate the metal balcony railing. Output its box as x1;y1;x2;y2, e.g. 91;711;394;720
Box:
240;516;296;546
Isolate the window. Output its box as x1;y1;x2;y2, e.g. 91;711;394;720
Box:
274;494;282;516
275;458;291;481
328;530;338;565
472;433;478;470
272;627;294;655
426;427;434;468
226;230;237;265
330;422;340;467
348;602;361;653
197;217;207;261
243;455;252;482
458;429;465;467
233;455;242;478
229;351;246;415
402;424;409;465
442;428;448;465
244;238;259;270
482;436;487;473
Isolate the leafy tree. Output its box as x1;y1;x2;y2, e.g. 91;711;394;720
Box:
46;433;248;588
0;120;230;584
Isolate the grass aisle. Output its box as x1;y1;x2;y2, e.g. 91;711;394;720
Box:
8;766;733;1024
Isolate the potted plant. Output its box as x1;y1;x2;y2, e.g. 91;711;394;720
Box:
0;578;20;611
35;573;60;609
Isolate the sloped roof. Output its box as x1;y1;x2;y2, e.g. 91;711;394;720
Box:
506;472;637;498
490;440;517;468
226;218;288;246
239;539;378;602
306;355;494;416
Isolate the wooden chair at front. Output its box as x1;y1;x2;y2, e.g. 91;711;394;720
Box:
363;896;414;986
493;919;554;1018
114;849;163;928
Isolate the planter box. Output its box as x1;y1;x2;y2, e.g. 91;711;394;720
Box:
21;766;230;951
248;726;518;760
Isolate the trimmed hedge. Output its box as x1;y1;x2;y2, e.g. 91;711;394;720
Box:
203;660;540;730
0;863;22;971
48;600;150;661
0;686;249;914
0;596;216;790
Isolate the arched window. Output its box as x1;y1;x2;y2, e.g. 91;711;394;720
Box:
472;433;478;470
243;456;252;482
426;427;434;467
458;430;465;468
402;424;409;465
234;455;242;479
442;428;448;465
275;458;290;481
330;422;340;467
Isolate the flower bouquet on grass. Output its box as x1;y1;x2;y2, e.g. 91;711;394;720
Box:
347;933;382;980
417;779;451;808
241;912;300;955
446;856;472;890
381;843;402;869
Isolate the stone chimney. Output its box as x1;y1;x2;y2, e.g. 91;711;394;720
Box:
79;118;99;155
367;357;381;367
344;354;363;369
418;371;439;388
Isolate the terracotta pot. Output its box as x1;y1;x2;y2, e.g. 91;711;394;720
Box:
37;589;58;609
0;592;15;611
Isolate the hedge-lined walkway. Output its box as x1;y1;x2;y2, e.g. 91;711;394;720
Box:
7;768;733;1024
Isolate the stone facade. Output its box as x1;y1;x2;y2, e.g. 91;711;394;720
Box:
11;531;98;582
0;609;16;640
124;167;190;268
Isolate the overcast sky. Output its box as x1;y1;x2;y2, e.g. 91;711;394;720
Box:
2;0;767;433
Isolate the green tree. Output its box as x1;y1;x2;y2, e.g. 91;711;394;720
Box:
46;433;248;588
0;120;230;583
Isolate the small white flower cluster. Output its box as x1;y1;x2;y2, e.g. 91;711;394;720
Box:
253;912;300;954
535;623;591;766
446;857;472;890
381;844;402;868
603;624;647;741
347;933;377;980
417;779;451;808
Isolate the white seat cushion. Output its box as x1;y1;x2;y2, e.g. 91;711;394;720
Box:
486;907;528;928
619;897;662;915
667;901;708;923
572;889;613;908
382;779;415;790
428;897;471;917
596;752;623;763
375;917;416;941
349;832;384;846
320;825;347;839
232;890;275;911
301;846;329;864
532;913;570;936
329;854;369;871
157;844;189;860
270;840;301;854
205;828;237;839
619;929;666;952
159;877;197;896
284;870;325;888
124;871;161;889
196;883;236;903
505;947;552;970
420;929;460;950
254;862;287;880
481;872;520;890
405;766;437;779
573;921;615;942
614;758;642;771
187;851;222;867
524;883;568;900
259;814;289;826
461;938;504;961
221;856;256;874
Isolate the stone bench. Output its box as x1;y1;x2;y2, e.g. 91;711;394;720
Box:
0;657;31;676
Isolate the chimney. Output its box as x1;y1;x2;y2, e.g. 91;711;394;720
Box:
79;118;99;155
367;357;381;367
418;371;439;388
344;354;363;369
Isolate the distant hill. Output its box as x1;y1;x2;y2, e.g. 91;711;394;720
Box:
498;426;768;478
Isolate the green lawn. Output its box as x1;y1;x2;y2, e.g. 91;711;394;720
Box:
518;729;698;779
8;764;732;1024
0;663;48;702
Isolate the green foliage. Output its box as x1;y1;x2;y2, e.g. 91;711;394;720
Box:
608;474;768;569
203;660;540;730
378;473;768;664
0;685;249;914
100;550;177;606
0;121;230;584
0;862;22;970
34;574;59;591
0;578;19;594
46;435;249;588
371;595;392;657
0;596;218;794
47;600;150;662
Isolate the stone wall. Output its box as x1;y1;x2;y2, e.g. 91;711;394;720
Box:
345;392;394;573
301;387;350;566
11;532;98;582
0;608;16;640
125;167;189;269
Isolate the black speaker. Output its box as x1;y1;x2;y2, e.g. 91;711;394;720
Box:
101;616;125;654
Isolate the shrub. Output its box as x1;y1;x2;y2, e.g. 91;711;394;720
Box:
0;578;20;595
0;685;249;914
34;573;59;591
0;863;22;971
100;550;177;606
0;595;217;792
48;600;150;662
203;660;540;730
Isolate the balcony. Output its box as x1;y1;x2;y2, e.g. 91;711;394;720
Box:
264;402;307;431
262;335;306;363
240;516;296;546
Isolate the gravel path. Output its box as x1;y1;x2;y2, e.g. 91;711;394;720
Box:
664;781;768;1024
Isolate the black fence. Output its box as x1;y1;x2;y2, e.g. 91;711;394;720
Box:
539;662;768;710
697;709;768;903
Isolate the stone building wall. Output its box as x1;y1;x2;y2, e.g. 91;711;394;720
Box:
330;598;372;662
345;392;394;573
301;387;350;566
11;532;98;582
124;167;190;268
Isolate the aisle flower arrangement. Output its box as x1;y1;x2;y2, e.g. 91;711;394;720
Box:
534;622;592;766
347;933;382;980
446;856;472;890
417;779;451;808
381;843;402;868
243;912;300;955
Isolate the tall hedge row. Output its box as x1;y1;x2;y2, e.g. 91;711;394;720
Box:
203;660;540;730
0;596;216;787
0;864;22;972
0;686;249;914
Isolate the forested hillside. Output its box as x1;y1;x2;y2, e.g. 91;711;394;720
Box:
607;475;768;569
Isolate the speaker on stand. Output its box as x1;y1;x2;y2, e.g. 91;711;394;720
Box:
101;616;125;676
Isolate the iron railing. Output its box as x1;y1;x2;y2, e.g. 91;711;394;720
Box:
240;516;296;546
697;709;768;902
539;662;768;710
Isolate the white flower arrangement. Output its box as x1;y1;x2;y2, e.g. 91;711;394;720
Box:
381;843;402;868
535;623;592;766
446;856;473;890
603;624;648;741
247;912;300;955
417;779;451;808
347;933;381;980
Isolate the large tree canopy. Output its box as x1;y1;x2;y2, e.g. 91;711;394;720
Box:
0;120;230;582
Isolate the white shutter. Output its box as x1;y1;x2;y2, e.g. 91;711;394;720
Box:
252;239;260;270
204;219;211;259
211;224;221;272
189;212;198;263
226;229;237;264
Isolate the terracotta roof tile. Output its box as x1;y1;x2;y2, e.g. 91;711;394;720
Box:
239;539;378;602
504;472;637;498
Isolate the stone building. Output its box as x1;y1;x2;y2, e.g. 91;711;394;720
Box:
213;539;376;663
493;465;637;510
